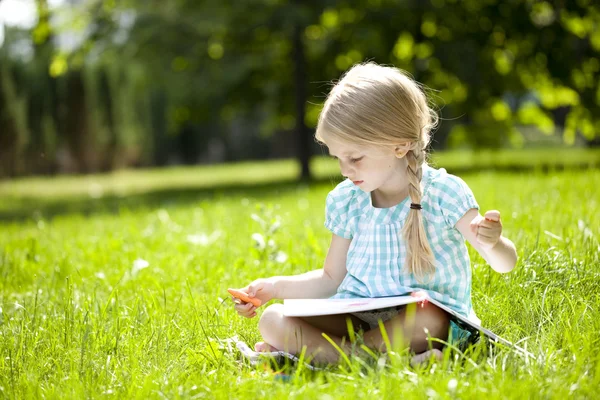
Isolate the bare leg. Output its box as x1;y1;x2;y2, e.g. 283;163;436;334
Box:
256;302;449;365
410;349;443;367
362;301;450;353
255;312;367;355
257;304;367;364
299;313;370;338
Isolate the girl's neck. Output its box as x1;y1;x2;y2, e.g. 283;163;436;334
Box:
371;187;409;208
371;159;410;208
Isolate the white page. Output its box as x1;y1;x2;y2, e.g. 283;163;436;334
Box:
284;296;421;317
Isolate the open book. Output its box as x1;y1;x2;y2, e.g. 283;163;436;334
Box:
284;295;531;356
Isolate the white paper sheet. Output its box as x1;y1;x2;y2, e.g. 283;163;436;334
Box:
284;296;421;317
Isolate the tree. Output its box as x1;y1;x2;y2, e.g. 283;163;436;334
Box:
2;0;599;178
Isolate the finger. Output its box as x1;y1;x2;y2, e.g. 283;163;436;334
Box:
484;210;500;222
234;302;254;312
476;232;499;245
247;285;258;298
234;303;248;312
476;231;496;240
232;297;247;306
478;218;502;229
244;307;257;317
470;216;482;234
236;306;255;317
476;224;501;234
477;224;502;235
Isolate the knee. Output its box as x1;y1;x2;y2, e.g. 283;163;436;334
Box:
258;303;285;338
416;303;450;341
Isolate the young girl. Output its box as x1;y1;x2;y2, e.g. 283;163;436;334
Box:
233;62;518;365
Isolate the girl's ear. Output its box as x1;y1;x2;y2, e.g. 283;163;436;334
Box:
394;142;411;158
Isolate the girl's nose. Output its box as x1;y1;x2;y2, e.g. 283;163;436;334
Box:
339;161;354;178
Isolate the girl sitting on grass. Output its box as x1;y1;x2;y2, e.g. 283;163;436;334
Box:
232;62;518;366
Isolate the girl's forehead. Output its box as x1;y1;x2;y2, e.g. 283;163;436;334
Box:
326;140;360;155
326;138;389;156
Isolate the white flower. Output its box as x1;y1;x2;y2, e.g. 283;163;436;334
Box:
274;251;288;263
132;259;149;277
251;233;266;250
447;378;458;392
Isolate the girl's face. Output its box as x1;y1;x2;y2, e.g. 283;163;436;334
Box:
325;138;407;195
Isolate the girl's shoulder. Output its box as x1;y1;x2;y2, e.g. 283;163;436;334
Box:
324;179;366;238
328;178;359;197
424;165;473;198
326;179;366;208
424;164;479;227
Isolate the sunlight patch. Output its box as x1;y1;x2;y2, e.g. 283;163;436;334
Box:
187;231;222;246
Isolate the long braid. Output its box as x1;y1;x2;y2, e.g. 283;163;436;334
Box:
403;147;436;280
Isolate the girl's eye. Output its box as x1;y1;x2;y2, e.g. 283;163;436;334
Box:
350;157;363;164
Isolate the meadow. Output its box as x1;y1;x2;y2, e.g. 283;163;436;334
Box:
1;151;599;399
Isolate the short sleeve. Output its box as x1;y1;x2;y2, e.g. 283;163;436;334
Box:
435;173;479;227
324;183;355;239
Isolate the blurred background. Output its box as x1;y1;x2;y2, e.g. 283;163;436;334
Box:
0;0;599;180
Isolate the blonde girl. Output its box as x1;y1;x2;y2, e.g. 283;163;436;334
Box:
233;62;517;365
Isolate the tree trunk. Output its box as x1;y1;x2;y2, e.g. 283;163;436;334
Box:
150;90;169;166
64;70;91;173
98;66;117;171
292;21;311;181
26;0;58;175
0;64;22;177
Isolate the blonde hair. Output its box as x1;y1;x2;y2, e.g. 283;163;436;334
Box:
315;62;439;280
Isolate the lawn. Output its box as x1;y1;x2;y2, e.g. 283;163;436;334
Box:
1;155;599;398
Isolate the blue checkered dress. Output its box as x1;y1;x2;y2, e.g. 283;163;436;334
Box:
325;164;480;324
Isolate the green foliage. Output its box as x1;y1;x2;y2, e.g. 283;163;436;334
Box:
1;0;600;177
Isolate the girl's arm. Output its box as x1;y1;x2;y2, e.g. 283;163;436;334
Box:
455;208;518;273
271;233;351;299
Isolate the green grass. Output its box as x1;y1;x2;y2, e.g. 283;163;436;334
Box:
1;158;599;398
1;147;599;218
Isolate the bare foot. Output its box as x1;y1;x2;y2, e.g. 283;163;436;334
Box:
255;341;281;353
410;349;443;367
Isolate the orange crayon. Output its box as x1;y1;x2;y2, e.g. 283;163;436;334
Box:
228;288;262;307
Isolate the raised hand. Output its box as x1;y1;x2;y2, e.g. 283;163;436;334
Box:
470;210;503;251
